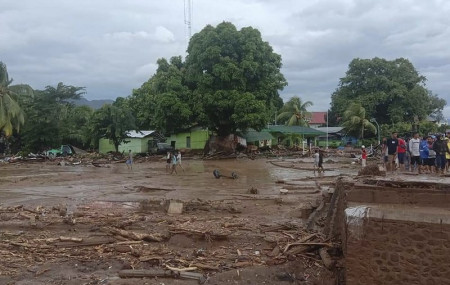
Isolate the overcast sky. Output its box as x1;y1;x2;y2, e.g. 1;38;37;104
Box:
1;0;449;117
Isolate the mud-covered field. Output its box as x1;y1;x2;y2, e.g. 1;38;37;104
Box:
0;157;356;285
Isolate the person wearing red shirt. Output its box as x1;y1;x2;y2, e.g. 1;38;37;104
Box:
361;145;367;168
397;137;407;171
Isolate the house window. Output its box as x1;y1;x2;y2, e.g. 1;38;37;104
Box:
186;136;191;148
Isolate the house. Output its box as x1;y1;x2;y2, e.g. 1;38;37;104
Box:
265;125;326;147
308;112;327;128
168;127;211;150
99;130;165;154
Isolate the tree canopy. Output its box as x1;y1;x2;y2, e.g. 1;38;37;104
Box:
341;102;376;139
276;96;313;126
0;62;26;137
329;57;446;125
183;22;286;136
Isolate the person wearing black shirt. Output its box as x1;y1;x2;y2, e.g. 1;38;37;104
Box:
384;132;399;172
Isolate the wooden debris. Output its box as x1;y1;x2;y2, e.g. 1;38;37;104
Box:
59;236;83;242
118;269;206;283
103;227;166;242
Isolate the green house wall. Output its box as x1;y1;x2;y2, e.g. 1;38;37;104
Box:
99;138;152;154
168;129;210;150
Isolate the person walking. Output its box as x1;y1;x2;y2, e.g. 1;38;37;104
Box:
313;149;320;174
385;132;399;172
433;134;449;174
176;151;185;172
361;145;367;168
409;133;421;173
318;149;325;173
126;150;133;170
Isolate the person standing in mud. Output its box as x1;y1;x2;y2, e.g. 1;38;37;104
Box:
170;151;178;175
126;150;133;170
381;137;388;167
385;132;399;172
419;136;430;174
446;132;450;173
166;151;171;173
433;134;449;174
397;136;407;171
318;149;325;173
313;149;320;173
426;136;436;174
176;151;185;172
361;145;367;168
409;133;421;173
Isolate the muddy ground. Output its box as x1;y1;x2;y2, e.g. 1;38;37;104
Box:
0;156;358;285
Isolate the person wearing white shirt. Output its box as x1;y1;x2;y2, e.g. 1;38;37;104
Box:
408;133;421;173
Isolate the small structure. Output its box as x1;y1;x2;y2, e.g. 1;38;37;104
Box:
168;127;210;150
241;129;274;148
314;127;358;147
266;125;325;147
99;130;165;154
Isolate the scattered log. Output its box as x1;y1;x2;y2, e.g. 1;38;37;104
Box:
283;233;317;253
103;227;166;242
118;269;206;283
59;236;83;242
166;265;198;272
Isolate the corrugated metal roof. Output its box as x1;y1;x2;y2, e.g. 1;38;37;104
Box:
266;125;325;136
126;130;155;138
314;127;343;133
242;130;274;142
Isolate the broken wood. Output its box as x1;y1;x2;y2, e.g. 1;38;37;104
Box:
103;227;166;242
118;269;206;283
59;236;83;242
165;265;198;272
283;233;317;253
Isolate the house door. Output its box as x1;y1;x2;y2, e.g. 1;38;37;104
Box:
186;136;191;148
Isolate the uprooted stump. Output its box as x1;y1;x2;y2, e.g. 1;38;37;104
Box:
358;164;386;176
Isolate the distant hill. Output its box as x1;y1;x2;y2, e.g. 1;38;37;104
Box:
71;98;114;109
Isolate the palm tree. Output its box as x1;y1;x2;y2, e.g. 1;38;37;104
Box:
276;96;313;126
341;102;376;139
0;62;25;137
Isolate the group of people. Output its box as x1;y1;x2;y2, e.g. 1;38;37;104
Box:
166;151;184;174
380;131;450;174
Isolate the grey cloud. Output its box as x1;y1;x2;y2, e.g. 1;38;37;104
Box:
0;0;448;118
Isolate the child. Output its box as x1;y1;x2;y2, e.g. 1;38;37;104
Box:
166;151;171;173
361;145;367;168
176;151;185;172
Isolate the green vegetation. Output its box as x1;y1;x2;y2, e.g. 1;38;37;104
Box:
329;57;446;126
341;103;376;139
276;96;313;126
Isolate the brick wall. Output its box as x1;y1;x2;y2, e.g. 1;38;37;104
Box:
346;217;450;285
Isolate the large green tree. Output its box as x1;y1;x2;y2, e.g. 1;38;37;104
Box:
184;22;287;136
89;104;136;152
0;62;27;137
276;96;313;126
329;57;446;125
21;83;85;152
341;102;376;139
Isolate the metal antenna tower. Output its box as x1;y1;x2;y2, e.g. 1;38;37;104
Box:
184;0;193;40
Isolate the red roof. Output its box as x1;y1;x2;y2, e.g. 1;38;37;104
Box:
309;112;327;124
